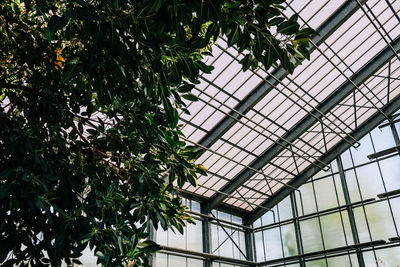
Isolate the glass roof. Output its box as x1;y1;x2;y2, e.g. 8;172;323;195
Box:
178;0;400;214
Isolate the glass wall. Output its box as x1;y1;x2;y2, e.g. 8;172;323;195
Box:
253;116;400;267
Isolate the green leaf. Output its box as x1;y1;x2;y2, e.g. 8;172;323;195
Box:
268;17;285;26
277;20;299;35
228;25;240;46
182;94;199;102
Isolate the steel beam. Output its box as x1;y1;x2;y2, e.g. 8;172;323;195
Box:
208;35;400;212
246;93;400;223
203;0;366;211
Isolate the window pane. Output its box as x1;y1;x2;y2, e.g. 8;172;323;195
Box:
281;223;298;257
350;134;374;167
379;156;400;192
263;226;283;260
320;211;353;249
365;201;397;241
314;176;341;211
354;163;385;199
370;126;396;152
300;218;324;253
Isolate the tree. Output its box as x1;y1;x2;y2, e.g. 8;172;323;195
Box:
0;0;315;266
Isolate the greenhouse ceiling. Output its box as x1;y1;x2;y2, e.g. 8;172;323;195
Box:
177;0;400;223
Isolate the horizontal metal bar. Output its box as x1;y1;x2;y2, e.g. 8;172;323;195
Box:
257;240;387;266
377;189;400;199
367;145;400;159
159;245;257;266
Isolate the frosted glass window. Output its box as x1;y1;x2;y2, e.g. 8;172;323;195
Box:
344;169;362;203
354;207;372;243
300;218;324;253
263;227;283;260
278;196;293;221
370;126;397;152
314;177;341;211
281;223;298;257
326;255;354;267
354;163;384;199
296;181;317;215
341;149;354;170
350;134;374;167
320;212;353;249
374;245;400;266
186;220;203;251
78;248;100;267
379;156;400;192
362;251;377;266
364;201;398;241
306;259;326;267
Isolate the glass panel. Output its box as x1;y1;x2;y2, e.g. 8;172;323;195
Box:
341;149;354;170
314;176;341;211
297;181;317;215
278;196;293;221
370;126;397;152
374;246;400;267
350;134;374;167
320;211;353;249
354;163;384;199
344;169;362;203
169;255;187;266
187;258;203;267
78;247;99;267
362;251;377;266
186;220;203;251
364;201;397;241
326;255;353;267
263;226;283;260
305;259;327;267
379;156;400;192
254;231;265;262
281;223;298;257
155;253;168;267
300;218;324;253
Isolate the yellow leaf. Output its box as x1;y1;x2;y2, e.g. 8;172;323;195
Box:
197;164;208;172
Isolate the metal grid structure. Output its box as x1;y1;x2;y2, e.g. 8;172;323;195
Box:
153;112;400;267
176;0;400;222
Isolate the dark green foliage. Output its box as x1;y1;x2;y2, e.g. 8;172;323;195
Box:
0;0;315;266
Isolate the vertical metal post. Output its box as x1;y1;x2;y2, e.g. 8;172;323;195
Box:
244;223;255;266
201;204;212;267
290;193;306;267
337;157;365;267
147;222;155;267
390;121;400;146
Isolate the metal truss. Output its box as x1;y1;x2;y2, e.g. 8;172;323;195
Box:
206;35;400;213
196;0;362;150
247;90;400;223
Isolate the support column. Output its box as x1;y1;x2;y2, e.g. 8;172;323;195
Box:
337;157;366;267
201;204;212;267
244;223;256;266
290;193;306;267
